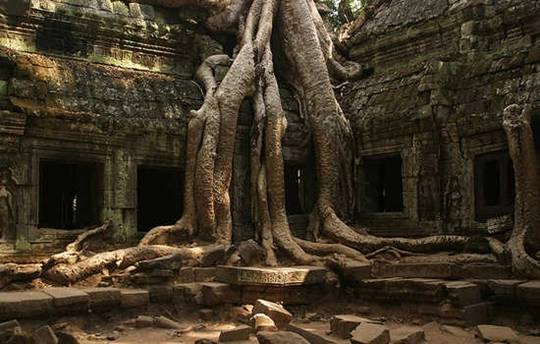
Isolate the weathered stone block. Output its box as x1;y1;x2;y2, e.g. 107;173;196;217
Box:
176;267;195;283
83;287;121;313
444;281;481;306
341;262;372;281
0;291;53;320
376;262;455;279
350;323;390;344
287;323;340;344
486;280;525;301
0;320;21;342
148;285;173;303
32;325;58;344
330;315;376;339
219;325;251;342
200;282;240;305
194;267;216;282
128;2;142;18
173;283;202;304
257;331;309;344
42;288;89;315
253;313;278;332
216;266;327;286
517;281;540;305
252;299;292;329
120;289;149;309
390;326;425;344
476;325;519;344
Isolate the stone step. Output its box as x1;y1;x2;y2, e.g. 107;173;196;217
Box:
354;278;482;306
173;281;330;306
0;287;148;321
372;262;512;280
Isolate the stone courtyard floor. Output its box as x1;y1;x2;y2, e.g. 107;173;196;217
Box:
5;300;540;343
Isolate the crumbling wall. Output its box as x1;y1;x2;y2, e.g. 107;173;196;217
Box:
343;0;540;236
0;0;209;255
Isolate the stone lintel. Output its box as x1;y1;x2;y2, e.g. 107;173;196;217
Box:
216;266;327;286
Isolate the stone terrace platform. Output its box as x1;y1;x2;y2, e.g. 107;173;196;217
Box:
0;265;538;325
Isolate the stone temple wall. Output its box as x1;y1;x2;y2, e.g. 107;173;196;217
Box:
1;0;539;257
342;0;540;237
0;0;211;256
0;0;312;257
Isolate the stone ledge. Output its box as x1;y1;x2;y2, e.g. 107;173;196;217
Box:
216;266;327;286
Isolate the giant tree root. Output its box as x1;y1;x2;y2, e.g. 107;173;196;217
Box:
43;244;224;285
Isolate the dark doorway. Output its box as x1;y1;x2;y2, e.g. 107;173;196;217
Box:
285;165;305;215
39;160;103;229
137;166;183;232
475;151;514;220
362;155;404;213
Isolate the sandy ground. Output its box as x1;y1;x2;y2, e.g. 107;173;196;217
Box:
15;302;540;344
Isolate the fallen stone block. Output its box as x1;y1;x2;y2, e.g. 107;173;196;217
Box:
219;325;251;342
253;313;278;332
83;288;121;313
32;325;58;344
253;299;292;329
200;283;240;305
287;323;340;344
195;339;217;344
330;315;378;339
390;326;425;344
154;315;183;329
135;315;154;328
257;331;310;344
55;331;80;344
0;291;54;320
350;323;390;344
227;304;253;322
120;289;149;309
476;324;519;344
0;320;22;342
42;288;89;316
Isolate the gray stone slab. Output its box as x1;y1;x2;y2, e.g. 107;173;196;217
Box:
120;289;149;308
216;266;327;286
42;288;89;315
517;281;540;305
83;287;121;312
0;291;53;320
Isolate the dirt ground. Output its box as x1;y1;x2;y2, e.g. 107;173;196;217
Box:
16;302;540;344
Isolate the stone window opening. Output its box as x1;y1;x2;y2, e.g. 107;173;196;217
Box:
137;166;183;233
474;151;514;221
39;160;103;230
360;155;404;213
